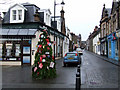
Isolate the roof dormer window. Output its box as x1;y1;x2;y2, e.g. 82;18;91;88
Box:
12;10;16;20
18;10;22;20
12;10;22;21
10;4;27;23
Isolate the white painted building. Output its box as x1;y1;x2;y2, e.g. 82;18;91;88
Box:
39;9;51;26
63;27;70;57
1;3;65;66
93;30;100;55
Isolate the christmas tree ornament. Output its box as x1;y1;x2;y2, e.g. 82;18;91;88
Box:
47;55;50;58
43;45;45;48
47;66;49;70
37;72;39;75
41;39;43;42
38;45;42;48
46;39;49;42
45;52;50;55
39;50;41;54
40;57;42;62
39;63;43;69
47;36;49;38
38;62;39;64
50;62;55;68
47;47;50;50
47;42;50;45
42;59;46;62
39;35;41;38
42;55;46;58
52;56;54;60
34;67;37;72
40;32;43;35
41;35;44;38
48;43;51;46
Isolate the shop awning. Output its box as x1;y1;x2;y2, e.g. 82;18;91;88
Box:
0;29;37;38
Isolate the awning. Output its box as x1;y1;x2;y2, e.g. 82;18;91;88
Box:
0;29;37;38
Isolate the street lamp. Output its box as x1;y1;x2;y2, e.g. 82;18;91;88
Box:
53;0;65;61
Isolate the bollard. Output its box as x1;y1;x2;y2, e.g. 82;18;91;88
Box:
76;72;80;90
77;65;80;73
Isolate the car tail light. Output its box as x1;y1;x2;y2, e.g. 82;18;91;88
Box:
65;54;67;56
75;53;77;56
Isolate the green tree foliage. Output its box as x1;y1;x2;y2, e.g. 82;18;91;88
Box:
32;29;56;79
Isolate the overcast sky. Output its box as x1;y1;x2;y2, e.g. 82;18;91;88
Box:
0;0;114;41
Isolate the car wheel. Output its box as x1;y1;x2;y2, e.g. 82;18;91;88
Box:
63;63;66;67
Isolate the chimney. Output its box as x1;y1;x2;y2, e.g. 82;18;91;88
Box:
34;9;40;22
60;7;66;35
60;7;65;18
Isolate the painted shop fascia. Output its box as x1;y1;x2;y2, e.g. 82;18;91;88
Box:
107;32;119;61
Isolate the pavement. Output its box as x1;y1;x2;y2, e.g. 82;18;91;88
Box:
86;50;120;67
2;58;77;89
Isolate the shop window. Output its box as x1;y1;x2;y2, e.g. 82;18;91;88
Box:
115;41;118;57
0;44;2;57
23;46;30;54
109;41;111;56
98;45;100;52
15;44;21;56
6;44;12;56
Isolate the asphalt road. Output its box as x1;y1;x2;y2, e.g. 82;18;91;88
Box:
81;50;119;89
2;58;77;89
2;50;119;89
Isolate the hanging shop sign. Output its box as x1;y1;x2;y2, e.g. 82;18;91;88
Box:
116;31;120;38
100;38;106;43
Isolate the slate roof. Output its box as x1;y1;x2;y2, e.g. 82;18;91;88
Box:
0;29;37;36
2;3;40;23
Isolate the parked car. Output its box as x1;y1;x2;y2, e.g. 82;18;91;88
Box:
76;48;83;55
63;52;81;67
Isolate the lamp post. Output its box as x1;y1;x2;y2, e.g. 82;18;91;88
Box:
53;0;65;61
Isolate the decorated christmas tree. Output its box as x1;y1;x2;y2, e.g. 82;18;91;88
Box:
32;29;56;79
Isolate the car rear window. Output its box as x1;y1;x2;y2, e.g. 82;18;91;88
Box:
76;48;81;51
66;53;76;57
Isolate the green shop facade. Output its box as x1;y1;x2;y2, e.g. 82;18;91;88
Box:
0;22;65;65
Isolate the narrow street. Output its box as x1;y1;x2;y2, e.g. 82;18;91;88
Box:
81;50;119;88
2;50;119;89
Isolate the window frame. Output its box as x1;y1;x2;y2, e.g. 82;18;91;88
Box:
12;10;17;20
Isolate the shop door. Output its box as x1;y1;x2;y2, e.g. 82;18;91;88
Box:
22;46;31;65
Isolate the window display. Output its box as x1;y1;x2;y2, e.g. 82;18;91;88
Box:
0;44;2;57
109;41;111;56
115;41;118;57
23;47;30;54
6;44;12;56
15;44;21;56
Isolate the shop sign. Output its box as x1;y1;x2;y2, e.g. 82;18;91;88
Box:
116;32;120;38
97;41;100;45
101;38;106;43
107;35;112;40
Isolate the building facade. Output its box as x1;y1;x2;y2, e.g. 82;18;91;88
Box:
1;3;67;65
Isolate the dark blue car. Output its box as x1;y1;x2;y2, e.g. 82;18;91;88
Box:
63;52;81;67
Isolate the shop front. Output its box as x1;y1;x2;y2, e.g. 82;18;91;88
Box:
107;32;119;61
99;37;108;57
0;29;36;65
